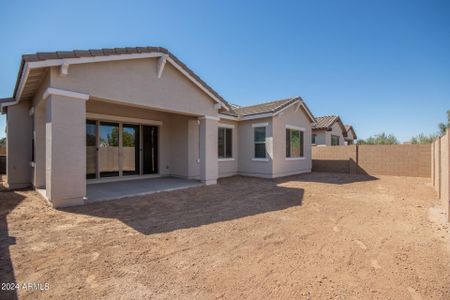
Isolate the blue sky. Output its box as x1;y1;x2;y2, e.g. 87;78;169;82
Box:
0;0;449;141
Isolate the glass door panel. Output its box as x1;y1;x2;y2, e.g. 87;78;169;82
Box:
122;124;140;176
86;120;97;179
99;122;120;177
143;126;158;174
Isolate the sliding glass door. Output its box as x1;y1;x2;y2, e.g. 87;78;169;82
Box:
99;122;120;177
122;124;140;176
86;120;158;180
86;120;97;179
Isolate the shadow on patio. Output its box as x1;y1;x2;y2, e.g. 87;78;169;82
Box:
63;176;304;235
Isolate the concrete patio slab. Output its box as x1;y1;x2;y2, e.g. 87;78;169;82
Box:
86;177;202;203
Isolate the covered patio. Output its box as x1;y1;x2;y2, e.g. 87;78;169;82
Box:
86;177;201;203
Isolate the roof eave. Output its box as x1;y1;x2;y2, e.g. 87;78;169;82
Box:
0;98;16;114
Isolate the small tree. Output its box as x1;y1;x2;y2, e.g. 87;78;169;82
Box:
0;137;5;146
358;132;399;145
438;110;450;135
410;133;437;144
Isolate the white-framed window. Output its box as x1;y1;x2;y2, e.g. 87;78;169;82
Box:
218;127;233;159
331;135;340;146
254;126;266;159
286;126;304;158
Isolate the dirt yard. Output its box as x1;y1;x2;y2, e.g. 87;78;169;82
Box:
1;173;449;299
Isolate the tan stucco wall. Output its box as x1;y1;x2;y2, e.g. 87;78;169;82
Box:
50;58;218;117
187;119;200;179
345;130;356;143
218;119;239;178
313;130;326;146
33;103;46;188
46;94;86;207
6;100;33;189
32;73;50;188
272;105;312;177
238;118;274;178
170;115;190;178
313;122;346;146
199;117;218;184
326;122;346;146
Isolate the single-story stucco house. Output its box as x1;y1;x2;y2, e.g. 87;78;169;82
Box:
0;46;316;207
311;115;348;146
344;124;357;145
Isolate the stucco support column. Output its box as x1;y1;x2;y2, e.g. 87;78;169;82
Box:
33;102;46;188
187;119;200;179
45;89;89;207
199;116;218;185
6;101;33;189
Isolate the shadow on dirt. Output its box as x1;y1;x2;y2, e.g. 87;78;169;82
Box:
63;176;304;235
0;190;26;300
284;171;378;185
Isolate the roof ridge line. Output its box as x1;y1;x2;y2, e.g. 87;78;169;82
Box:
237;96;297;109
270;96;299;112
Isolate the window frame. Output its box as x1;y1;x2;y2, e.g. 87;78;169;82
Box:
285;125;305;160
218;126;233;160
331;135;340;146
252;123;268;161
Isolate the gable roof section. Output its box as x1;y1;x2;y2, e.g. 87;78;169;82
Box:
313;115;339;129
313;115;347;136
220;96;316;122
345;124;357;139
234;97;296;116
7;46;230;110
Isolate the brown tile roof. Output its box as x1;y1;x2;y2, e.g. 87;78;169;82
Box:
312;115;339;130
14;46;231;109
313;115;348;137
223;97;298;117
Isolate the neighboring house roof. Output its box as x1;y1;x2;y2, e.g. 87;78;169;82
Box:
234;97;296;116
313;115;339;130
220;96;316;122
312;115;347;137
345;124;357;140
5;46;231;110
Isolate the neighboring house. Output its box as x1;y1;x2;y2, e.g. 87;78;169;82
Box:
344;124;357;145
0;46;315;208
311;115;347;146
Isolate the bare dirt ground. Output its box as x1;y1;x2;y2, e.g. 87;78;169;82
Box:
1;172;449;299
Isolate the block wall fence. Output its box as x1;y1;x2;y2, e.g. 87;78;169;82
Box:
431;131;450;222
312;144;431;177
